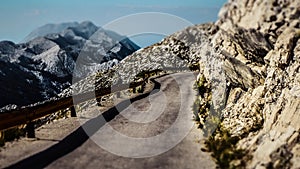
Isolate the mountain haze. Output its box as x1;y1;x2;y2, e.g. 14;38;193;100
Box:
0;21;139;108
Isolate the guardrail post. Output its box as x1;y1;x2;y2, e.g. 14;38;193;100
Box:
133;87;136;93
70;106;77;117
96;97;102;106
26;122;35;138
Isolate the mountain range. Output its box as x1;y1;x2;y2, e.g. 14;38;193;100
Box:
0;21;139;108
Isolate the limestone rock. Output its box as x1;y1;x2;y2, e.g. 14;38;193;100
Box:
205;0;300;168
40;2;300;168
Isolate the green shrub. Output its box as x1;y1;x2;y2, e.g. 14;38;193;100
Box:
204;127;247;169
192;74;212;129
192;74;248;168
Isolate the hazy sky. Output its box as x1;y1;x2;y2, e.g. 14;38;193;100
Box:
0;0;227;44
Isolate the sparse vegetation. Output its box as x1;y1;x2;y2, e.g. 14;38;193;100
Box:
204;126;248;169
188;62;200;71
0;126;25;147
192;74;212;130
192;73;249;168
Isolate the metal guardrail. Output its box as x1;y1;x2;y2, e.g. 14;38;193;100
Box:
0;80;145;132
0;68;189;137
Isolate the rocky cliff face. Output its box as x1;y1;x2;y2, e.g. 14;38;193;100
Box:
52;2;299;167
2;1;297;167
102;0;297;168
201;0;300;168
213;0;299;168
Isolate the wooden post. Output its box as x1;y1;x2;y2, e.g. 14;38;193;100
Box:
26;122;35;138
70;106;77;117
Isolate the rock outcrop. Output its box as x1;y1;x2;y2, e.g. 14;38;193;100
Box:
49;2;299;167
198;0;300;168
112;0;297;168
1;1;298;168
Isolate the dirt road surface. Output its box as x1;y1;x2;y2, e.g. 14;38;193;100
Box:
1;72;215;169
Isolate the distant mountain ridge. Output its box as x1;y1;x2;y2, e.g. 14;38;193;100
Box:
0;21;140;108
21;22;80;43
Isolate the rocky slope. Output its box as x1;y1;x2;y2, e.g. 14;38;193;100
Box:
0;21;139;109
211;0;300;168
1;0;298;168
74;0;299;168
58;24;216;99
